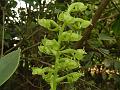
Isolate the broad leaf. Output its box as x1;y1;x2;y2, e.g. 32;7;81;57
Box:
67;72;83;83
112;17;120;36
71;18;90;29
80;19;91;28
60;31;81;41
0;49;21;86
58;12;74;25
74;49;86;60
99;33;115;41
32;67;45;75
57;58;79;70
60;49;75;54
67;2;87;13
38;19;59;31
38;39;59;55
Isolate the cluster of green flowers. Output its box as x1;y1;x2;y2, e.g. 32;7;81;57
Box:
32;2;90;90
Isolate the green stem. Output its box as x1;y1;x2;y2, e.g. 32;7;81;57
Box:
52;69;57;90
51;23;65;90
58;23;66;44
51;50;61;90
1;7;5;57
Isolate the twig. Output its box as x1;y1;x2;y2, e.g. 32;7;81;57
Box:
21;57;52;66
26;29;40;40
99;13;118;21
75;0;110;49
4;28;41;55
4;40;23;55
80;78;101;90
17;72;43;89
22;42;41;53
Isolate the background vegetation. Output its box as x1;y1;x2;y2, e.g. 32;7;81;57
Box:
0;0;120;90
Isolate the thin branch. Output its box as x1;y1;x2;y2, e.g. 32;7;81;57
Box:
4;28;41;55
26;29;40;40
21;57;52;66
80;79;101;90
22;42;41;53
17;73;43;89
75;0;110;49
99;13;118;21
4;40;23;55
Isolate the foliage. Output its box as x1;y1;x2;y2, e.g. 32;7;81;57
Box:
0;49;21;86
1;0;120;90
32;2;89;90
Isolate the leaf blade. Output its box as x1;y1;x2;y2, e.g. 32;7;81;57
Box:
0;49;21;86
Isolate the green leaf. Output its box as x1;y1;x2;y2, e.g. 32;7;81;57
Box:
0;49;21;86
74;49;86;60
42;39;59;50
88;38;102;48
112;17;120;36
99;48;110;55
102;59;112;67
60;31;81;41
57;58;79;70
38;38;60;55
32;67;45;75
80;19;91;28
38;46;51;54
32;67;54;83
67;72;83;83
38;19;59;31
99;33;115;41
67;2;87;13
60;49;75;54
4;32;12;40
58;12;74;25
114;61;120;70
58;12;90;29
44;72;54;83
70;18;90;29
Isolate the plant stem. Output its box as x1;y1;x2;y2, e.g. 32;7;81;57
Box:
52;69;57;90
52;55;59;90
58;23;65;44
1;7;5;57
51;23;66;90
